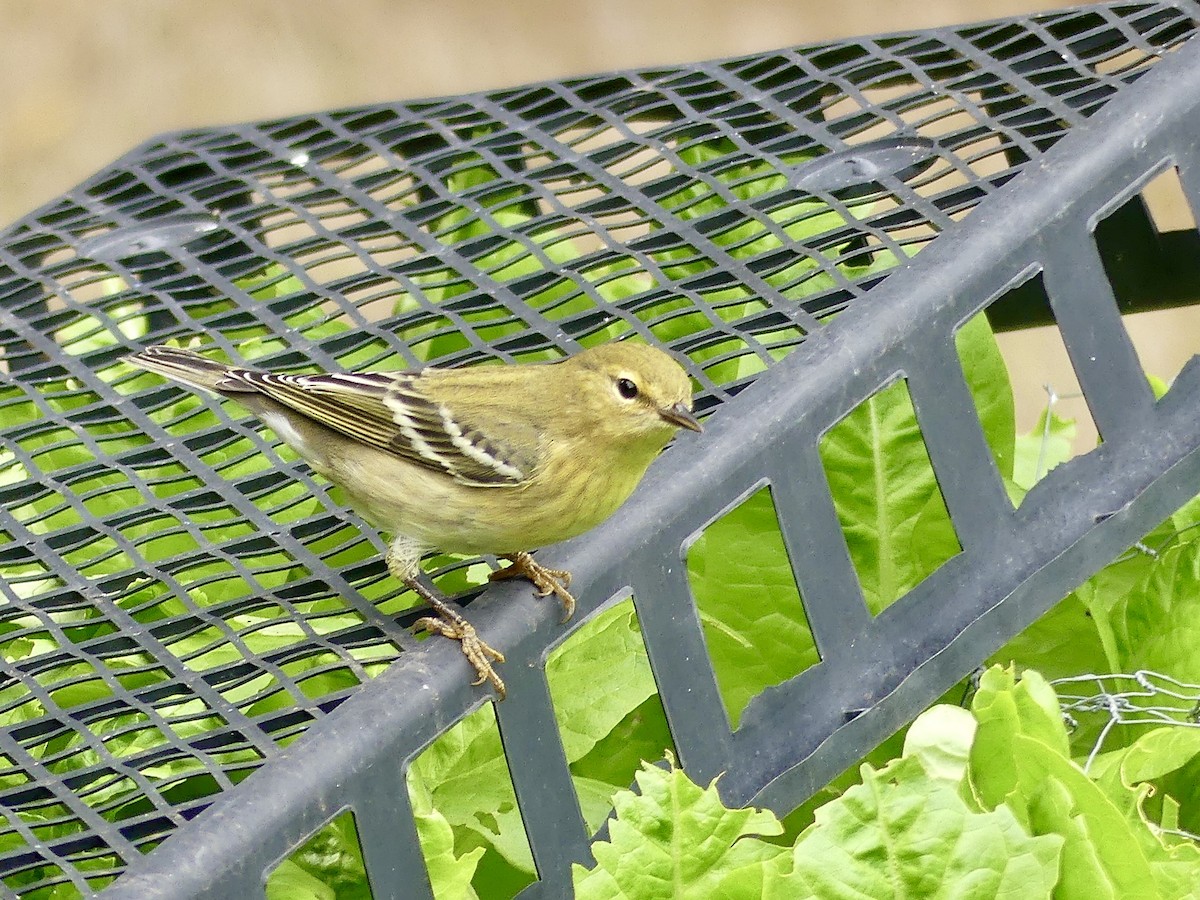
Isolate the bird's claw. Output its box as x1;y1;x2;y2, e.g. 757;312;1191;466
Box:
414;615;507;699
491;551;577;621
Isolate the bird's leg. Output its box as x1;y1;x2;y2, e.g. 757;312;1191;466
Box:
489;551;576;622
387;538;506;699
409;579;507;700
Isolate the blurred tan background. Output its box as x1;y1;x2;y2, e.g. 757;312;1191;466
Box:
1;0;1196;448
3;0;1088;224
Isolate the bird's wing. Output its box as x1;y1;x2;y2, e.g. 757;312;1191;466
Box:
224;369;535;486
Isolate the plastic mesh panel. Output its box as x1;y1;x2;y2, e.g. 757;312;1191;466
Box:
1;3;1198;895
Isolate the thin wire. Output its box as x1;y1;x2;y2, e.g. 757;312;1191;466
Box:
1052;671;1200;843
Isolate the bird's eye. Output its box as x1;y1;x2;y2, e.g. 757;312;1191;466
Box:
616;377;639;400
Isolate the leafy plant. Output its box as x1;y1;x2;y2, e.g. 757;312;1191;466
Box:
574;667;1200;898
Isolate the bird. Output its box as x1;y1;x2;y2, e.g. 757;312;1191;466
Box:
126;341;702;697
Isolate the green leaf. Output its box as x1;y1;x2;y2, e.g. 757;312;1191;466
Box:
1007;734;1159;898
407;705;535;875
776;726;912;844
817;314;1016;615
1091;727;1200;833
1169;489;1200;536
661;138;891;301
686;487;818;727
573;757;786;900
1104;727;1200;794
902;704;976;786
820;377;955;614
573;775;633;836
1072;519;1181;677
1149;757;1200;853
1110;539;1200;715
410;778;486;900
546;601;659;763
1012;407;1076;491
52;294;143;357
570;694;673;798
989;592;1112;682
771;756;1062;898
969;667;1071;810
266;860;335;900
966;666;1200;898
267;813;371;900
955;312;1016;480
1087;722;1200;894
546;601;675;836
909;482;966;584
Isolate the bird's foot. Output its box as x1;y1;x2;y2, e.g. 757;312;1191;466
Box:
490;551;576;621
413;612;507;699
401;568;507;699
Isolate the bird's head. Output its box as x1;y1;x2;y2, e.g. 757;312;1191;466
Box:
568;342;701;446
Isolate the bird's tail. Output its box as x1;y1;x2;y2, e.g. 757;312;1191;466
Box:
126;345;246;394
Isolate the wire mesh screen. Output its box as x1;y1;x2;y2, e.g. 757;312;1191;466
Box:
1;2;1199;896
1055;671;1200;779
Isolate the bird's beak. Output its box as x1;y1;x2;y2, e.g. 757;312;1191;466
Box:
660;402;703;432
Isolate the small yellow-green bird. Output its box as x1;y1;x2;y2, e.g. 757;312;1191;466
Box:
127;341;701;697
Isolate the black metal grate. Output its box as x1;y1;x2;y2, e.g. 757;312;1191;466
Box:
1;2;1199;897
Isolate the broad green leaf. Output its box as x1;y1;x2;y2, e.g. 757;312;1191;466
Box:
1073;515;1183;677
969;667;1070;810
955;312;1016;479
1018;770;1120;899
1148;373;1170;399
989;592;1111;682
570;694;673;797
267;812;370;900
573;757;785;900
902;704;976;786
968;667;1187;897
666;139;803;222
0;448;28;488
820;377;952;614
686;487;818;727
771;756;1061;898
410;777;486;900
910;482;966;581
546;601;659;763
1167;474;1200;536
1012;408;1076;491
1091;727;1200;833
1008;734;1159;898
663;139;891;303
53;292;142;357
266;860;335;900
546;601;671;836
1149;752;1200;850
428;151;537;244
1110;540;1200;715
1088;723;1200;893
574;775;631;836
408;706;535;875
820;315;1013;615
777;724;915;844
1101;727;1200;795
